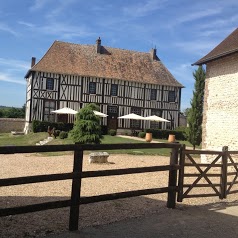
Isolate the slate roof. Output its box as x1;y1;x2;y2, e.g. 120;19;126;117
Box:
27;40;183;87
193;28;238;65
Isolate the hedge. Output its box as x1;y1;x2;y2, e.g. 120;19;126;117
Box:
145;128;187;141
32;120;74;133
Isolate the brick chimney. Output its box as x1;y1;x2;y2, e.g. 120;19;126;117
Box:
150;48;157;60
96;37;101;54
31;57;36;67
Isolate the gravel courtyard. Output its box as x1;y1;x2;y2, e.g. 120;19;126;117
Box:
0;153;238;237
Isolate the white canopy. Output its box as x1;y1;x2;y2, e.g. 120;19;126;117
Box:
51;107;78;115
144;115;170;122
118;113;145;120
93;110;108;117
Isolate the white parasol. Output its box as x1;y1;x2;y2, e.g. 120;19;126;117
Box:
51;107;78;115
93;110;108;117
144;115;170;122
118;113;145;120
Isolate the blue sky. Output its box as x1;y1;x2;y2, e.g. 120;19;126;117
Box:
0;0;237;111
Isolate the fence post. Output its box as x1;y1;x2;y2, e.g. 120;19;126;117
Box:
69;143;83;231
167;145;179;208
220;146;228;199
177;144;186;202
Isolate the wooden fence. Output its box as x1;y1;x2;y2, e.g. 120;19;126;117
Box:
178;145;238;202
0;142;181;231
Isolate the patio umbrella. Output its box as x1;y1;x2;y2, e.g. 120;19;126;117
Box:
51;107;78;115
144;115;170;122
118;113;145;120
93;110;108;117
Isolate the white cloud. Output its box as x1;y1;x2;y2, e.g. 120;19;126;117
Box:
30;0;52;11
0;58;29;70
46;0;76;19
39;22;94;39
123;0;167;17
0;59;29;85
0;22;18;36
176;8;222;24
174;40;219;56
0;73;25;85
18;21;35;28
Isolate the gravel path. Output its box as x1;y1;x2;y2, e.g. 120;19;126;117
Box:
0;153;237;237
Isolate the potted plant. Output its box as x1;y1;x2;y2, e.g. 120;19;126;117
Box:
145;129;152;142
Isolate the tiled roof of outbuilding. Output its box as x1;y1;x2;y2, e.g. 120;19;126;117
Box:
28;40;183;87
193;28;238;65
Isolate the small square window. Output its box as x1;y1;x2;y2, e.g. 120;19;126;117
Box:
89;82;96;94
111;84;118;96
150;89;157;100
168;91;176;102
46;78;54;90
108;106;118;114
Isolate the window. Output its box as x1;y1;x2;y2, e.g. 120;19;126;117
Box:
89;82;96;94
108;106;118;114
168;91;176;102
150;109;162;129
46;78;54;90
111;84;118;96
150;89;157;100
131;107;141;128
44;100;55;121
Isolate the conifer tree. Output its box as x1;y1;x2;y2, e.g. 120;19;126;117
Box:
71;103;103;144
187;66;206;149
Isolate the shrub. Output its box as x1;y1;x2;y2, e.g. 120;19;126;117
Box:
59;131;68;139
145;128;187;141
53;130;61;138
32;120;73;133
138;132;146;138
124;130;131;136
101;125;108;135
70;103;103;144
108;129;117;136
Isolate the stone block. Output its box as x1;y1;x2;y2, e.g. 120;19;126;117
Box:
89;152;109;164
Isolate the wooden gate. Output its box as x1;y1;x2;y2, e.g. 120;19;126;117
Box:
178;145;238;202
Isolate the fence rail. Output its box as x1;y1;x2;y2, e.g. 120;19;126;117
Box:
0;142;180;231
178;145;238;202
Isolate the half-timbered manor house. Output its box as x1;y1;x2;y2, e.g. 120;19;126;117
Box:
193;27;238;158
24;38;183;133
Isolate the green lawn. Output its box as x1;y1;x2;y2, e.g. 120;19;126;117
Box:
47;135;171;156
0;133;198;156
0;133;173;156
0;132;48;146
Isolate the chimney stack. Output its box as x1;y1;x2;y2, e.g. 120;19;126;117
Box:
31;57;36;67
96;37;101;54
150;48;157;61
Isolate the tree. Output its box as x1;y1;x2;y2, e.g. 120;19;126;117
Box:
183;108;191;117
70;103;103;144
5;107;25;118
187;66;206;149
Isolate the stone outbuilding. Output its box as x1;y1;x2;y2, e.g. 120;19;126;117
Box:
193;28;238;152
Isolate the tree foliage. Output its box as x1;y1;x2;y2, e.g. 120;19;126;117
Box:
70;103;103;144
183;108;191;117
187;66;206;149
0;105;25;118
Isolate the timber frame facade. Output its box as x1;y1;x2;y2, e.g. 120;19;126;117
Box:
24;38;183;133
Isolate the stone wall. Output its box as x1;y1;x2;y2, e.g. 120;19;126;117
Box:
202;52;238;162
0;118;25;133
